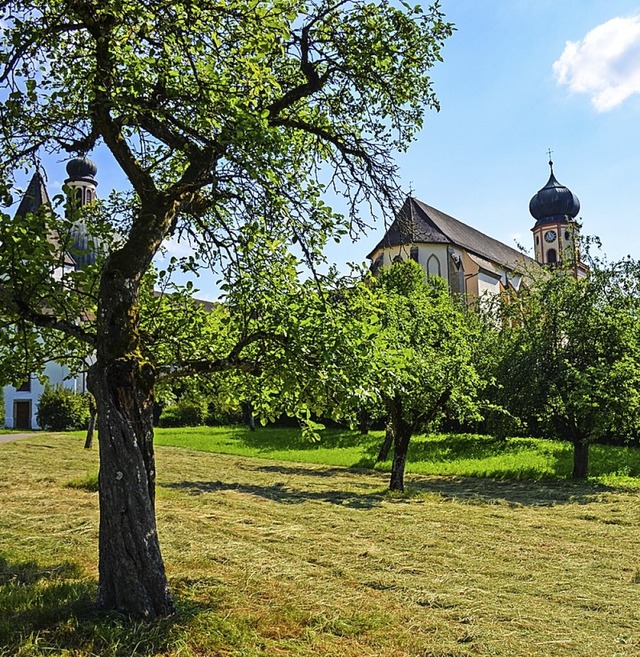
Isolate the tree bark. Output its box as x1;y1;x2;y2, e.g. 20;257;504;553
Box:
388;396;412;492
376;422;394;462
357;410;370;435
387;389;451;491
572;439;589;479
90;359;173;618
84;395;97;449
242;402;255;431
90;240;174;618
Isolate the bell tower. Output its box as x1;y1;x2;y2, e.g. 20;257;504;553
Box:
65;155;98;207
65;156;100;267
529;157;586;277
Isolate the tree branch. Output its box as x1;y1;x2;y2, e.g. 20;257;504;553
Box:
156;330;287;381
0;283;95;345
268;21;331;118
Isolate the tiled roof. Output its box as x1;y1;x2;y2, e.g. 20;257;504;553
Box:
369;196;537;274
14;172;76;269
14;172;50;218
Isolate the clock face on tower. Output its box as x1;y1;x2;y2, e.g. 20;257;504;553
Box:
544;230;557;243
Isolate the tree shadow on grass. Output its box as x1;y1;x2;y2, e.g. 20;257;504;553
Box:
243;462;384;479
404;434;543;463
162;467;614;508
402;474;615;507
356;433;582;482
0;554;220;656
217;426;382;453
162;480;384;509
0;555;95;653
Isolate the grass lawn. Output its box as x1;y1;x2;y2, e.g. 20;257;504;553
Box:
150;425;640;489
1;432;640;656
0;429;44;435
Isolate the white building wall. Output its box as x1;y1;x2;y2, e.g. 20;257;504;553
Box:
477;271;502;297
380;243;449;283
3;363;85;429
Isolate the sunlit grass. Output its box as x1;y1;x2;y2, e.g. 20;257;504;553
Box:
2;433;640;656
150;426;640;488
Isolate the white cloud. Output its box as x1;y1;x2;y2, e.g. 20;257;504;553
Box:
553;16;640;111
160;236;196;259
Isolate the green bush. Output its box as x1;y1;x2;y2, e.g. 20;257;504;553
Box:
36;386;90;431
158;398;206;428
206;402;243;426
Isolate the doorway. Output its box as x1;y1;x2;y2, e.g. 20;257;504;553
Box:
14;401;31;430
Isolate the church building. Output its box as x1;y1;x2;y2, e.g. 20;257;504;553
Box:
3;157;99;430
368;160;586;294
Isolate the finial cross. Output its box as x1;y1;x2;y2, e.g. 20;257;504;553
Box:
547;148;553;162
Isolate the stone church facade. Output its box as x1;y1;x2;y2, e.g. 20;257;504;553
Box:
368;160;586;294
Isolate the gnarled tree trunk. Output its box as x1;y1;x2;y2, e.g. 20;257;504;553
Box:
84;395;97;449
387;389;452;492
90;360;173;617
376;421;394;462
89;244;174;618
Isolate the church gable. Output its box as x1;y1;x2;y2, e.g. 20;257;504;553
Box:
14;172;50;219
367;196;449;260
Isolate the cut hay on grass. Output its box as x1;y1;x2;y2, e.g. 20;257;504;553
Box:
1;433;639;656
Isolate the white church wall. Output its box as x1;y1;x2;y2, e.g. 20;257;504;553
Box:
477;271;503;297
380;243;449;283
3;362;84;429
423;245;449;282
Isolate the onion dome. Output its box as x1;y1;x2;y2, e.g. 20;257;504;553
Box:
529;160;580;224
65;156;98;180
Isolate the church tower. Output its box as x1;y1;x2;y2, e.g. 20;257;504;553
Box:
529;158;587;277
65;155;100;267
65;155;98;206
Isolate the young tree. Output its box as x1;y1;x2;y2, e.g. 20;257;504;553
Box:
494;258;640;478
0;0;452;616
368;261;482;492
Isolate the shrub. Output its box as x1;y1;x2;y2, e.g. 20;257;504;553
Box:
206;402;243;426
36;386;90;431
158;398;206;427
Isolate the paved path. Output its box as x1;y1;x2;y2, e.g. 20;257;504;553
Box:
0;432;42;444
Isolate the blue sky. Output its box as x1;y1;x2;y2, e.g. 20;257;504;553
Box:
346;0;640;269
25;1;640;296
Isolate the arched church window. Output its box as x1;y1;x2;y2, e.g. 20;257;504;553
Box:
547;248;557;264
392;255;403;264
410;246;419;262
427;254;441;277
564;230;570;241
75;188;83;205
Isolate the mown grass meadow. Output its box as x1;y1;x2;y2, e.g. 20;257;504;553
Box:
1;429;639;656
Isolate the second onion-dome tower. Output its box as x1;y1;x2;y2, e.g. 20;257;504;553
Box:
529;159;587;277
65;155;101;267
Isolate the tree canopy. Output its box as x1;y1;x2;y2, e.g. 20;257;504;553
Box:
365;261;482;491
0;0;452;617
492;257;640;478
